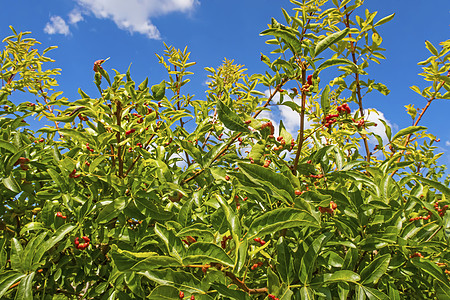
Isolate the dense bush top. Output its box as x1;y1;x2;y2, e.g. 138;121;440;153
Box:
1;0;450;299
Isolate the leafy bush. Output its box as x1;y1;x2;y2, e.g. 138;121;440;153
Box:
1;1;450;299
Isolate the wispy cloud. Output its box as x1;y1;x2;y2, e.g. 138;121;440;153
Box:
74;0;199;39
446;141;450;147
68;9;84;24
44;16;70;36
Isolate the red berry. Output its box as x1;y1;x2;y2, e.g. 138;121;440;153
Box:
190;295;195;300
254;237;261;243
56;212;63;218
307;74;313;85
295;190;302;196
179;291;184;299
74;237;80;246
225;175;230;181
82;236;90;243
260;240;266;246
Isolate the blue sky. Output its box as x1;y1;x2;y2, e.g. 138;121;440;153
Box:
1;0;450;170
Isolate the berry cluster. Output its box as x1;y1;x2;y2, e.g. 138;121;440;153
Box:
14;157;30;171
86;143;94;153
235;195;241;210
182;236;197;246
309;174;324;179
410;252;424;259
251;261;263;270
434;202;448;216
131;112;144;123
295;190;303;196
253;237;266;246
323;113;339;128
74;236;90;250
78;114;88;121
352;118;365;128
409;202;448;222
56;212;67;219
221;235;232;249
69;169;81;179
336;103;351;114
261;121;275;135
34;138;45;143
318;201;337;214
268;294;280;300
125;128;136;136
263;160;271;168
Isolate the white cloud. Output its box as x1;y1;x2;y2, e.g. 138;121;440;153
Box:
74;0;199;39
446;141;450;147
262;90;313;136
44;16;70;35
68;9;84;24
363;108;393;145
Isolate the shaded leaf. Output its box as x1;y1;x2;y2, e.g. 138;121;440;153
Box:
183;242;234;267
247;208;319;240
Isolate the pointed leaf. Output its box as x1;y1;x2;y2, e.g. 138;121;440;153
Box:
139;269;205;294
360;254;390;284
374;13;395;27
0;140;18;153
110;246;181;272
217;99;250;133
151;80;166;100
325;270;360;283
314;58;356;76
43;223;76;252
391;126;426;141
321;86;331;115
238;162;294;202
260;28;302;55
183;242;234;267
314;28;349;57
154;223;186;262
0;271;26;298
247;208;319;240
148;285;179;300
14;272;35;300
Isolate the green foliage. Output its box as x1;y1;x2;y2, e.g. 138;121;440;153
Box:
1;1;450;299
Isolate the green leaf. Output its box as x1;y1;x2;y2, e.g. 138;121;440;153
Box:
19;222;46;235
3;175;20;193
176;224;215;242
238;162;294;202
151;80;166;101
374;13;395;27
110;246;181;272
391;126;426;141
0;140;18;153
300;286;315;300
10;238;24;272
96;197;127;223
139;269;205;294
260;28;302;55
203;143;228;168
183;242;234;267
425;40;438;56
0;271;26;298
215;194;241;241
411;175;450;196
154;223;186;263
314;58;356;76
89;156;106;173
48;107;88;122
361;285;390;300
148;285;180;300
410;258;450;289
247;208;319;240
43;223;76;252
211;283;252;300
321;86;331;115
217;99;249;133
300;233;332;284
314;28;349;57
46;168;67;193
178;190;201;227
277;237;294;284
14;272;35;300
360;254;391;284
324;270;360;283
